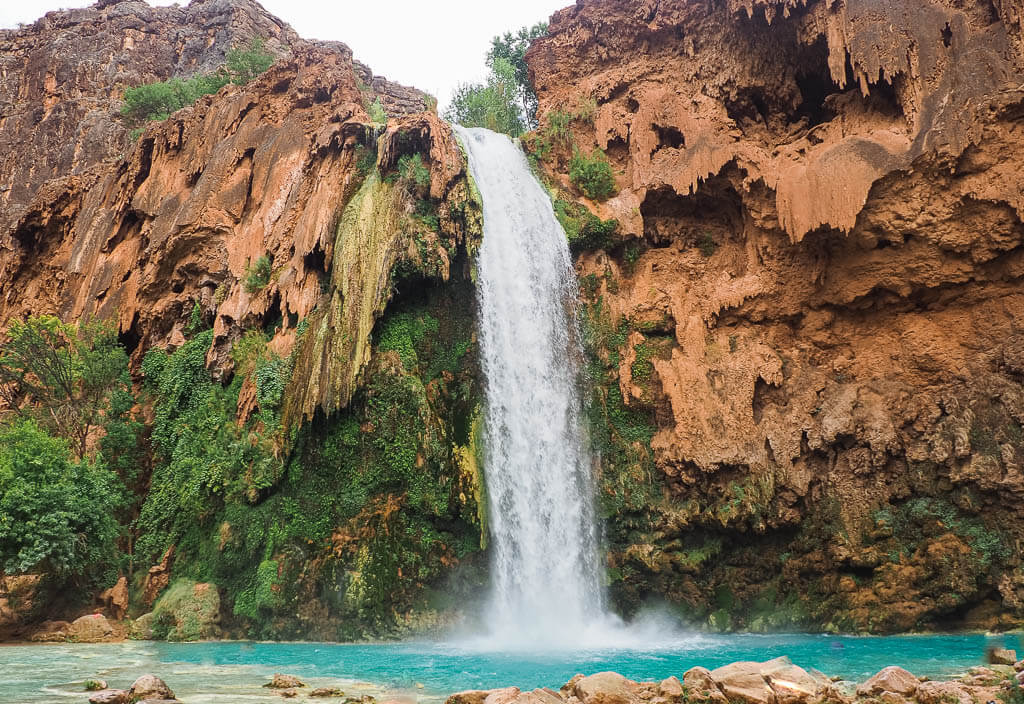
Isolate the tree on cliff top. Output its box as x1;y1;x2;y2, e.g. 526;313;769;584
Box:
121;37;275;127
445;22;548;137
487;22;548;128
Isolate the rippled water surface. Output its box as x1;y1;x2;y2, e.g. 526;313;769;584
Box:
2;633;1020;704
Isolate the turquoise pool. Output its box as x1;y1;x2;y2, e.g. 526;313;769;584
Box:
1;633;1019;704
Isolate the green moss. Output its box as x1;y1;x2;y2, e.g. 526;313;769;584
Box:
554;198;618;252
150;579;220;641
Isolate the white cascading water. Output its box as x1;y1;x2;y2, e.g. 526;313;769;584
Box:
455;126;608;648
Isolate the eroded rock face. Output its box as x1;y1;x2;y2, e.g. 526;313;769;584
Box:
528;0;1024;632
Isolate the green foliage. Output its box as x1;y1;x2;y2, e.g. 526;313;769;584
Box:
187;301;205;336
225;38;275;85
888;497;1011;570
136;330;285;563
485;22;548;128
135;286;482;639
354;144;377;177
367;97;387;125
121;73;230;124
398;153;431;191
244;255;273;293
553;197;618;252
581;299;660;519
569;147;617;201
0;420;119;582
0;315;135;460
698;232;717;257
84;680;105;692
999;682;1024;704
121;37;274;127
445;57;526;138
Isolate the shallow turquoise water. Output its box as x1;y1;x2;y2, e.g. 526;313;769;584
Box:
1;633;1020;704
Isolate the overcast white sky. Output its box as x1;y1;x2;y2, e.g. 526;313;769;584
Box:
0;0;568;109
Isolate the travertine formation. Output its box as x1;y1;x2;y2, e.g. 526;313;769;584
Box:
528;0;1024;630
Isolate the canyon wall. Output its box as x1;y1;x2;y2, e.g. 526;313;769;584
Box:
527;0;1024;631
0;0;483;639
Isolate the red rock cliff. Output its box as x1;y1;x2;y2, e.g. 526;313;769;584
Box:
528;0;1024;631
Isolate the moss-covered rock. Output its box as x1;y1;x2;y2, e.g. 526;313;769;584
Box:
149;579;221;641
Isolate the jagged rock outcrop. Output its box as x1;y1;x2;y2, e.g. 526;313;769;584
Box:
0;25;464;397
528;0;1024;631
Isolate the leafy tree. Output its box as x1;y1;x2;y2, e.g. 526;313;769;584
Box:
486;22;548;128
445;57;526;137
0;316;133;459
225;38;275;85
0;420;119;581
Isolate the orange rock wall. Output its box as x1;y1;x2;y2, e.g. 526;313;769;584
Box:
529;0;1024;631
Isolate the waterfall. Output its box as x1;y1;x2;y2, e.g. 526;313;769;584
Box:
455;126;606;647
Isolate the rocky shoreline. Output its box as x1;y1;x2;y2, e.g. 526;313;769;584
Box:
68;654;1024;704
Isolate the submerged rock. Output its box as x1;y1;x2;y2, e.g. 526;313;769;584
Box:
265;674;307;689
310;688;347;698
856;667;919;697
88;690;130;704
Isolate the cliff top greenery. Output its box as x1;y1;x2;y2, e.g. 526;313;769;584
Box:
445;23;547;138
121;38;275;129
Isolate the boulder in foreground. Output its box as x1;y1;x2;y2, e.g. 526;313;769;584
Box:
856;666;919;697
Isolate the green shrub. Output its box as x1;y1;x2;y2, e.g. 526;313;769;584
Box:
398;153;431;191
569;148;617;201
121;73;229;124
121;37;274;127
244;255;272;293
225;38;275;85
367;97;387;124
698;232;717;257
231;330;268;377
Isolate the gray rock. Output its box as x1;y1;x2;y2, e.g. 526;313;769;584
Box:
129;674;175;701
88;690;130;704
988;649;1018;666
265;673;307;689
